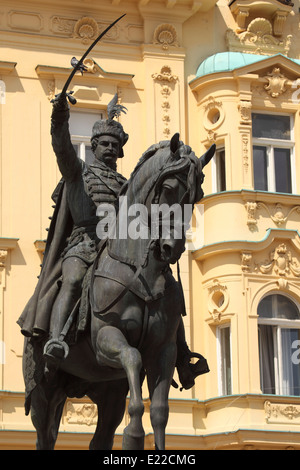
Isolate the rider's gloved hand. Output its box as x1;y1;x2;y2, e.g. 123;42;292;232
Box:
51;92;69;112
51;91;76;112
51;93;70;129
50;92;74;127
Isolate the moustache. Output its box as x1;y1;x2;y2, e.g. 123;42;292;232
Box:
103;152;117;157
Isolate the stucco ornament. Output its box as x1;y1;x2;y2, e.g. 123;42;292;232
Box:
264;67;288;97
153;24;179;50
207;279;229;322
256;243;300;277
74;17;99;44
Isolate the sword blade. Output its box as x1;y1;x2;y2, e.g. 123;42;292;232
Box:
61;14;126;96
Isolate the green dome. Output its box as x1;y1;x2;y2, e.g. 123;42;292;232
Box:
195;52;300;78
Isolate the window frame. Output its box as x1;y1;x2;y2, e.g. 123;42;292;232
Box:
71;135;92;162
216;323;232;396
252;111;296;194
258;293;300;396
69;108;105;163
212;146;226;193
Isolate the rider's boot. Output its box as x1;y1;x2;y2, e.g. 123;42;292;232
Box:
176;340;209;390
43;338;69;381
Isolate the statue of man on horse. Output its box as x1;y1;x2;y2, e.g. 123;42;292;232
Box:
18;90;208;387
17;16;212;450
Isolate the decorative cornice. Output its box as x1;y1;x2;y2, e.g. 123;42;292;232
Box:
34;240;46;256
229;0;294;35
0;238;19;251
226;18;292;56
0;61;17;76
0;238;18;286
203;189;300;206
35;62;134;84
138;0;218;21
192;228;300;261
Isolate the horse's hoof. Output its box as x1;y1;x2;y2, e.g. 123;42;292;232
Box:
122;428;145;450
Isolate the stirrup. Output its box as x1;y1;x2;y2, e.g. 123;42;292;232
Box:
43;338;69;361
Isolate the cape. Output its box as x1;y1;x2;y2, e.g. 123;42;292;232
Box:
17;179;73;338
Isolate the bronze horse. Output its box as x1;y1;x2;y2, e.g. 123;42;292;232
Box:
22;134;215;450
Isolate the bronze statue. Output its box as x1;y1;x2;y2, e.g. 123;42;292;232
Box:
18;17;213;450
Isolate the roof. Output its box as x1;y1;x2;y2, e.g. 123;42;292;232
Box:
195;52;300;79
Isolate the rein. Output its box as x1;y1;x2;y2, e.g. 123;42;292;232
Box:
89;236;186;316
89;237;155;316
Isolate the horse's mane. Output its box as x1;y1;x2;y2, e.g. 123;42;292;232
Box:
119;140;170;197
109;139;203;267
119;139;201;203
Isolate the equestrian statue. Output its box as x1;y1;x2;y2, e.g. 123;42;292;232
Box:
17;16;214;450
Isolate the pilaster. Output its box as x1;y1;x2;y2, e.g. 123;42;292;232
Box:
0;238;18;389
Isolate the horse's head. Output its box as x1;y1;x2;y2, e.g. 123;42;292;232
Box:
146;133;215;265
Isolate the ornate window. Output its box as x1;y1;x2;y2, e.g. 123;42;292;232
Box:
252;113;295;194
217;324;232;396
69;109;104;165
258;294;300;396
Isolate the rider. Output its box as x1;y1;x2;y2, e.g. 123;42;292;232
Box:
40;92;208;388
43;93;127;366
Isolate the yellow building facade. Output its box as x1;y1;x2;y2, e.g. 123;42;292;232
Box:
1;0;300;450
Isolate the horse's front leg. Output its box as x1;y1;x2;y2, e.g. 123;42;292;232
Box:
94;325;145;450
145;341;177;450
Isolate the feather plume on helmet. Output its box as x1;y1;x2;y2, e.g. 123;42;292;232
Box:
91;93;129;158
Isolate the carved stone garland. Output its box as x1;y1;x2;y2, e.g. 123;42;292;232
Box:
152;66;178;138
241;242;300;289
245;202;300;231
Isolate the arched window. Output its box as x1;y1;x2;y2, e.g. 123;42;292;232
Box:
258;294;300;396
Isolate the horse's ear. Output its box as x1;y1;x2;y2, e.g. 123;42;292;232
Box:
199;144;216;168
170;133;180;160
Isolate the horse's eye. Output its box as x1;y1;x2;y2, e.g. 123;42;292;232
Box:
162;185;174;192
